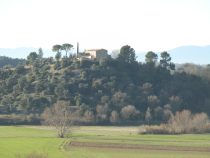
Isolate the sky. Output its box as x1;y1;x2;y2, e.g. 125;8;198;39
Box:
0;0;210;52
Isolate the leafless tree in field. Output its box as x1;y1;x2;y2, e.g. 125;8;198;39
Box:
42;101;73;138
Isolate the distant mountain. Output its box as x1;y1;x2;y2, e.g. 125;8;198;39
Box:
136;45;210;65
168;45;210;65
0;47;52;59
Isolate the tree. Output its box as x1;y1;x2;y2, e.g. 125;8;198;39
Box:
120;105;140;120
55;52;61;61
145;51;158;64
147;95;159;108
160;51;171;67
145;107;152;124
61;43;73;57
169;96;182;112
52;45;62;58
38;48;44;60
153;106;164;121
83;110;95;122
27;52;38;64
141;82;153;95
96;104;109;122
117;45;136;64
111;91;128;108
110;110;120;123
15;65;25;74
160;51;175;70
42;101;73;138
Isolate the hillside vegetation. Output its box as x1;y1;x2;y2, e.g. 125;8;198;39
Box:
0;45;210;124
0;56;25;68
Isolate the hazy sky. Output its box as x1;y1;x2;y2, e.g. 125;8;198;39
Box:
0;0;210;51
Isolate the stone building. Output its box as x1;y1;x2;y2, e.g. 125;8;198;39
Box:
84;49;109;60
76;43;110;61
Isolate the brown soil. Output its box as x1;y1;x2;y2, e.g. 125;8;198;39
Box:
68;141;210;152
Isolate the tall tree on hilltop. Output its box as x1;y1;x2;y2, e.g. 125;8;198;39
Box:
61;43;73;57
52;44;62;58
117;45;136;64
38;48;43;60
160;51;175;70
27;52;38;64
55;52;61;61
145;51;158;64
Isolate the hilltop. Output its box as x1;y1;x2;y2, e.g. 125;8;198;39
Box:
1;45;210;65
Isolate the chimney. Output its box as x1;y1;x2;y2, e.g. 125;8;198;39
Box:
77;42;79;57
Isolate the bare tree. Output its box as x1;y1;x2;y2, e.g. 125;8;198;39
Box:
42;101;73;138
168;110;210;134
140;110;210;134
147;95;160;107
145;107;152;125
96;104;109;122
83;110;95;123
111;91;128;107
110;110;120;123
120;105;140;120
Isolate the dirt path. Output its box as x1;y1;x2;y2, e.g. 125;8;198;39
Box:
68;141;210;152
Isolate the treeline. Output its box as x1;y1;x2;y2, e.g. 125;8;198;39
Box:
0;56;25;68
0;45;210;124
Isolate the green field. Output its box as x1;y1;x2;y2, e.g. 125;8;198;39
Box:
0;126;210;158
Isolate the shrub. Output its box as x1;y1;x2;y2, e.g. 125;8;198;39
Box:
140;110;210;134
168;110;210;134
140;125;169;134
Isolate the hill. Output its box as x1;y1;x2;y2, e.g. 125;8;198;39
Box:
0;49;210;125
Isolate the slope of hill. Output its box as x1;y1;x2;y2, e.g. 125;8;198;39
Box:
0;55;210;125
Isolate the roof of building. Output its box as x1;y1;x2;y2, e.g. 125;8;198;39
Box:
86;49;107;51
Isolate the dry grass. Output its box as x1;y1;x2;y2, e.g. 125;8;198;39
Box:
140;110;210;134
16;152;48;158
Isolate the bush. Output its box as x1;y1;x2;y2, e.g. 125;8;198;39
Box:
140;125;169;134
168;110;210;134
140;110;210;134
